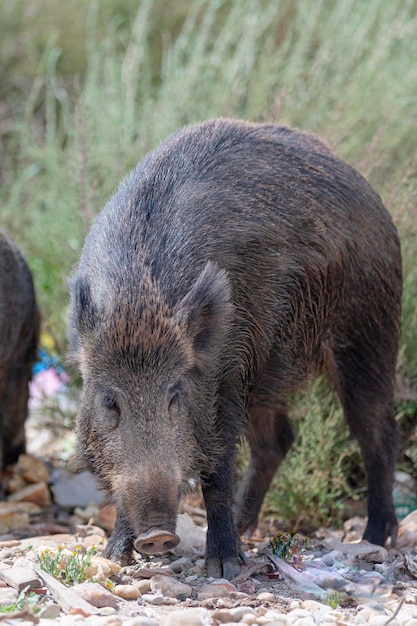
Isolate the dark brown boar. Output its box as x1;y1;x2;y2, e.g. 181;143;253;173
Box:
69;118;402;579
0;230;39;470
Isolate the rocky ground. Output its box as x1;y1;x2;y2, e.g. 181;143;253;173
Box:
0;375;416;625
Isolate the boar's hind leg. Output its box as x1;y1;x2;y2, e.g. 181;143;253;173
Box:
235;399;294;537
332;344;398;547
102;513;136;566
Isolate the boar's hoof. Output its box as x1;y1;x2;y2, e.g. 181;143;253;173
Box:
206;556;240;580
134;530;180;555
363;515;398;548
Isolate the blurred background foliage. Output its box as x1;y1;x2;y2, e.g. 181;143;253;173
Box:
1;0;417;528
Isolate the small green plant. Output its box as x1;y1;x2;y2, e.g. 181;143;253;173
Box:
0;585;41;614
270;532;297;563
325;591;340;609
38;544;97;585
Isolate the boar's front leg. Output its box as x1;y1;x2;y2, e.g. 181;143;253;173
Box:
103;512;136;566
201;394;243;580
202;463;241;579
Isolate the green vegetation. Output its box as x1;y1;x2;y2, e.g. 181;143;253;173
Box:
38;544;97;585
1;0;417;527
0;586;41;615
264;381;364;529
270;531;299;563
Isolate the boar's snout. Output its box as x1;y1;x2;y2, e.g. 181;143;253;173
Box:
134;530;180;555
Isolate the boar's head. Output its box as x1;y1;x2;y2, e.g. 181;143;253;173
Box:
69;261;232;554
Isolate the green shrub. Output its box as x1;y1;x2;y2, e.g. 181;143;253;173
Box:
263;381;362;530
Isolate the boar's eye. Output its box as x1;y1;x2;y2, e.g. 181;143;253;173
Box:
103;394;121;428
168;393;180;411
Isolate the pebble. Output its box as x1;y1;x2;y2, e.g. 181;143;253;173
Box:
0;509;30;533
231;607;258;621
141;592;165;605
164;607;211;625
170;556;191;573
38;603;62;619
241;613;260;624
198;579;237;600
257;591;276;602
98;608;118;616
286;609;316;623
72;582;119;608
212;607;258;623
113;584;141;600
8;481;51;507
133;566;174;578
263;610;288;622
133;579;151;594
88;556;121;578
150;573;192;598
16;453;49;484
238;579;257;594
327;540;388;565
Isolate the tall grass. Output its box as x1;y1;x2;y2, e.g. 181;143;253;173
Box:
1;0;417;523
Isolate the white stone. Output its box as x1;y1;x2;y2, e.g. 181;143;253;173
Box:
141;593;164;605
113;584;142;600
301;599;332;614
241;613;260;624
323;610;355;624
164;607;212;626
265;610;288;621
230;607;257;619
257;591;276;602
286;609;314;623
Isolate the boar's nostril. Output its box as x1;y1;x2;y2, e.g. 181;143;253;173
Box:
134;531;180;555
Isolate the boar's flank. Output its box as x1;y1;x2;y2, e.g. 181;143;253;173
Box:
0;230;39;472
69;118;402;579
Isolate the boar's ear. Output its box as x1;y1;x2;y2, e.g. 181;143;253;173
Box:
174;262;233;369
70;275;98;336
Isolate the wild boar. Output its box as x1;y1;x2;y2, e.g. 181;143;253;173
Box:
0;230;39;470
69;118;402;579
